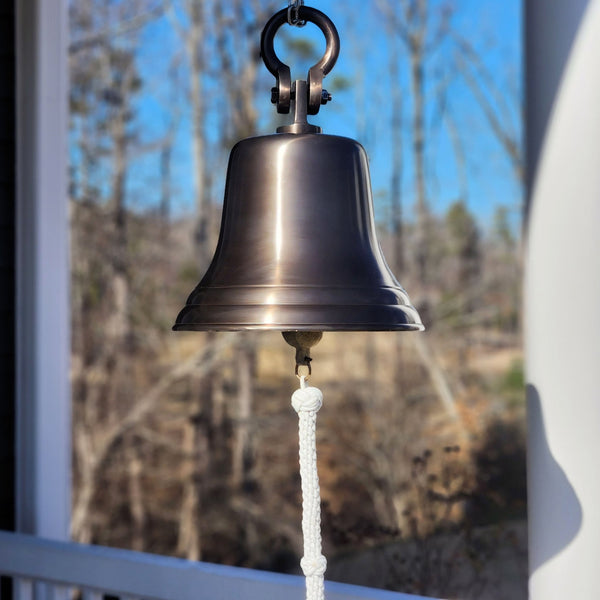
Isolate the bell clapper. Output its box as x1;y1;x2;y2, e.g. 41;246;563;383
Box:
282;330;323;377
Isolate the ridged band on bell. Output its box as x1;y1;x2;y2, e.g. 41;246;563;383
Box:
173;133;424;331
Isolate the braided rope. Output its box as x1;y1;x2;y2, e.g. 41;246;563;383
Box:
291;377;327;600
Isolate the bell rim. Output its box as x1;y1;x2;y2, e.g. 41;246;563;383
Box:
173;302;424;332
173;323;425;332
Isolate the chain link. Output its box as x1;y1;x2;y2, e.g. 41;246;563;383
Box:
287;0;306;27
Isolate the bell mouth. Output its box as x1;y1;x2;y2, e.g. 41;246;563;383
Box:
173;302;424;332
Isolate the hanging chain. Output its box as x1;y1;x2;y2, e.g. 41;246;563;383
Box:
288;0;306;27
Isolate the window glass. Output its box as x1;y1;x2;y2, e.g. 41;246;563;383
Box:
69;1;525;597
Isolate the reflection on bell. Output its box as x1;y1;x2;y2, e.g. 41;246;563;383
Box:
173;5;423;333
173;130;423;332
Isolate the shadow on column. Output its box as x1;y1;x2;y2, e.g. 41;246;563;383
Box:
527;384;582;573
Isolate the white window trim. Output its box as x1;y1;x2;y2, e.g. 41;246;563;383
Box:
15;0;71;540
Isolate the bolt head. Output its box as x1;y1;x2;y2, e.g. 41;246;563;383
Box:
320;89;332;104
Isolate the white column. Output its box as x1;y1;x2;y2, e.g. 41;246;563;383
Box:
526;1;600;598
15;0;71;540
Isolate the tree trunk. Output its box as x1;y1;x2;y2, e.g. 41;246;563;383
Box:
409;31;429;285
176;415;203;560
186;0;210;267
390;35;405;277
107;106;130;347
126;439;147;551
231;342;254;490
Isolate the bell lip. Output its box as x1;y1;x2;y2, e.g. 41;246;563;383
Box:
173;323;425;332
172;302;425;332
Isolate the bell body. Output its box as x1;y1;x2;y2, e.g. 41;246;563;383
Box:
174;132;423;331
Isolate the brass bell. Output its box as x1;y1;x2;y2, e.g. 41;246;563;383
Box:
174;6;423;333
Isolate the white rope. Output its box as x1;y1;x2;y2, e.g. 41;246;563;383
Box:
291;376;327;600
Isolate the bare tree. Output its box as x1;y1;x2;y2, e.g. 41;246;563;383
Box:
71;334;235;542
376;0;454;286
168;0;214;265
452;34;523;184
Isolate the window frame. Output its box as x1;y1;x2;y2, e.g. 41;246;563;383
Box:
15;0;71;540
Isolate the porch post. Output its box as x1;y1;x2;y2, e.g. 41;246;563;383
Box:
526;0;600;598
15;0;71;540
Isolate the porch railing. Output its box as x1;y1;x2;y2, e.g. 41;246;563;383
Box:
0;531;436;600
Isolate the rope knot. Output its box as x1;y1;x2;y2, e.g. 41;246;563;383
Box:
292;386;323;413
300;554;327;577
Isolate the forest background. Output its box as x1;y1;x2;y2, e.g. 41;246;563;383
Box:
68;1;525;598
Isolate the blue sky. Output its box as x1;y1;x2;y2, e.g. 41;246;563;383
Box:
124;0;522;231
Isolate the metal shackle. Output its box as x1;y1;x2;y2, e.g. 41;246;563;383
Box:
260;6;340;115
